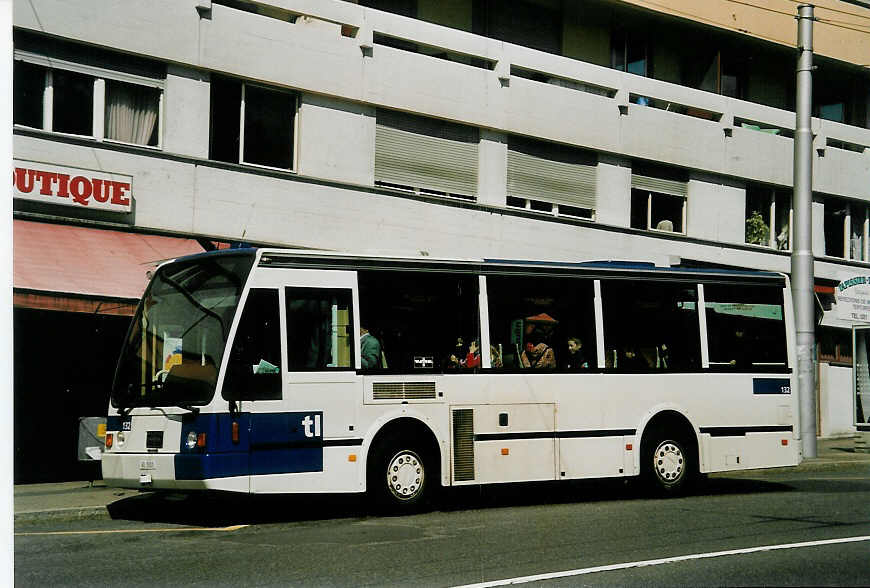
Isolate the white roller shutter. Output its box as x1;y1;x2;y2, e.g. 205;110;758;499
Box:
375;110;479;199
507;148;597;210
631;173;688;198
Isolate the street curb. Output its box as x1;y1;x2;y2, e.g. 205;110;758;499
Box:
15;506;111;525
709;459;870;478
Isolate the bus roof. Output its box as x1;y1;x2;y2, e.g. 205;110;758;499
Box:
163;247;786;281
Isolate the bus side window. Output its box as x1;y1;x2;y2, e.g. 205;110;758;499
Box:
285;287;355;371
601;280;701;371
486;275;596;371
223;288;282;401
358;270;479;373
704;283;786;370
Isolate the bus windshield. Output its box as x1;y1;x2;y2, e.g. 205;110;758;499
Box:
111;251;255;410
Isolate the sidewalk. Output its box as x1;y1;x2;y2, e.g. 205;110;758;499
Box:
13;437;870;524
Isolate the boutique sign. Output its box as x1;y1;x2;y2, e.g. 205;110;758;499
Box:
835;276;870;323
13;160;132;213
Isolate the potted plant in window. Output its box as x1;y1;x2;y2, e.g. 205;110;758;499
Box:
745;210;770;246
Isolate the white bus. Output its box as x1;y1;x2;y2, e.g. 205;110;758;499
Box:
102;248;801;511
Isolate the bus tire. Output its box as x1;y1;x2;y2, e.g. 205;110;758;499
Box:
368;441;434;514
641;429;696;496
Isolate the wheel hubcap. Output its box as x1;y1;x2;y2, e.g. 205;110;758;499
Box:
386;450;424;501
653;440;684;484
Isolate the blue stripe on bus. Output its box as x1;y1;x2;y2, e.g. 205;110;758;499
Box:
753;378;792;395
105;411;363;480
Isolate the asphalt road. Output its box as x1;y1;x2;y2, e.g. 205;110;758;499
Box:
14;466;870;587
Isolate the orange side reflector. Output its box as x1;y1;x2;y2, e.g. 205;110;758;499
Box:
232;422;240;444
105;433;113;449
96;423;107;439
781;439;788;446
626;443;633;451
501;448;509;456
348;454;357;462
197;432;207;448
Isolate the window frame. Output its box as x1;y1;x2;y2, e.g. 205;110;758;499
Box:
611;29;649;77
238;81;299;172
13;50;164;149
631;188;687;235
505;196;595;221
284;286;356;372
823;196;870;262
745;185;793;251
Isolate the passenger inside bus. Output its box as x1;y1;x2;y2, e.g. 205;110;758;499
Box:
562;336;589;370
520;315;557;369
444;336;466;370
360;327;382;370
464;340;481;369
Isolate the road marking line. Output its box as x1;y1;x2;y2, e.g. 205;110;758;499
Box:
455;535;870;587
16;524;248;536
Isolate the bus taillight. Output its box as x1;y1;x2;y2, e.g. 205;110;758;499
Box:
197;432;207;448
232;421;239;444
105;433;113;449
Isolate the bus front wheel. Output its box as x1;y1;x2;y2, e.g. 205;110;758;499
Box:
642;430;695;496
368;443;433;513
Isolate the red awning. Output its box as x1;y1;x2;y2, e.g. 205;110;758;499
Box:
13;220;205;315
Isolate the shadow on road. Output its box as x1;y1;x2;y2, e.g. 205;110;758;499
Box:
106;474;805;527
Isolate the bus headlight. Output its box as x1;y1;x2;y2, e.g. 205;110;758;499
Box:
186;432;198;450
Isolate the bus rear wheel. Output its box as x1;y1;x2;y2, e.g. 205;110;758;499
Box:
642;430;695;496
368;443;433;514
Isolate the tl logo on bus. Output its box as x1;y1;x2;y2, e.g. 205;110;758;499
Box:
301;414;322;438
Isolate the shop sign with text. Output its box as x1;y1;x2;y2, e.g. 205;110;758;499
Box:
835;276;870;323
13;160;132;213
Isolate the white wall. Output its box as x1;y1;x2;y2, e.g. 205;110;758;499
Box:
819;363;857;438
163;65;211;159
477;130;507;207
595;155;631;227
686;176;745;243
297;94;375;186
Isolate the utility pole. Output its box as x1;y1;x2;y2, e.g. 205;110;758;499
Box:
793;4;817;458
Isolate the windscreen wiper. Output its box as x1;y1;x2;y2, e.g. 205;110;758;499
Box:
174;403;201;416
117;381;164;416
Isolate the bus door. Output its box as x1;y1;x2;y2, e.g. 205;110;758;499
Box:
245;269;360;493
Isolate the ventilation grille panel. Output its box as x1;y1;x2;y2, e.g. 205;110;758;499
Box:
452;409;475;482
372;381;436;400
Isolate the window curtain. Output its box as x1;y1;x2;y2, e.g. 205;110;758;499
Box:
105;80;159;145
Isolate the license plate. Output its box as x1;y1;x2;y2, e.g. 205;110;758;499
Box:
139;459;156;470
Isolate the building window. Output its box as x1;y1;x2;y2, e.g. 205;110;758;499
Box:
629;167;688;233
611;30;648;76
374;109;479;200
13;57;162;147
473;0;562;55
506;136;596;220
823;196;869;261
745;184;792;250
818;102;845;124
698;50;744;99
209;76;297;170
